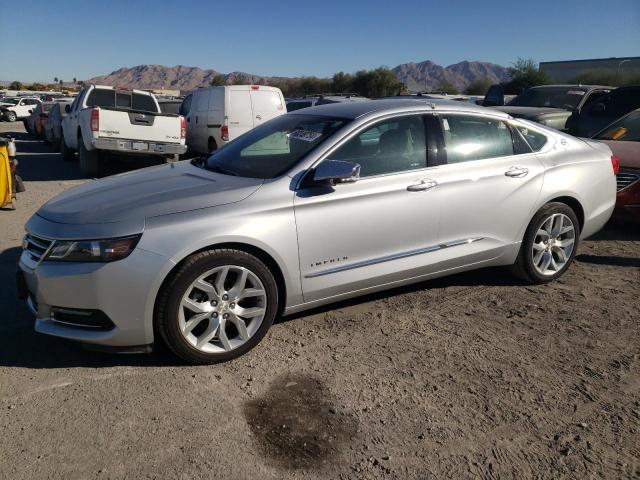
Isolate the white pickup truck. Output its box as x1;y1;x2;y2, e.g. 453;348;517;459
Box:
61;85;187;177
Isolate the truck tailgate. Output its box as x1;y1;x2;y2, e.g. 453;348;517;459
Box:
97;109;182;144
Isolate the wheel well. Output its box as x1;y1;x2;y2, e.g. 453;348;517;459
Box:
154;242;288;325
208;137;217;152
548;196;585;231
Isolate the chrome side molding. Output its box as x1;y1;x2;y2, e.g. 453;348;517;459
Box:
305;237;484;278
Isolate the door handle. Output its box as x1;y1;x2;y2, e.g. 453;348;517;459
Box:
187;117;190;123
256;114;262;120
505;166;529;178
407;179;437;192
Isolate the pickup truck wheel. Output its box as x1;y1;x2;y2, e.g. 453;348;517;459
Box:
5;111;17;122
78;137;101;177
156;249;278;364
60;137;76;161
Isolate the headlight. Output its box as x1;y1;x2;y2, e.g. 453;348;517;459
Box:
46;235;141;262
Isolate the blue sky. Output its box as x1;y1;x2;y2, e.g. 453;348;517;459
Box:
2;0;639;82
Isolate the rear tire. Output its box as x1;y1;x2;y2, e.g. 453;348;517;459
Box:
78;136;101;177
208;138;217;154
156;249;278;365
511;202;580;284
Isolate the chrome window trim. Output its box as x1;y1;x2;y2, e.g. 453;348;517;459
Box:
304;237;484;278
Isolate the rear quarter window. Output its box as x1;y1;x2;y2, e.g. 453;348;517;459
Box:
86;89;115;108
132;94;157;112
515;126;547;151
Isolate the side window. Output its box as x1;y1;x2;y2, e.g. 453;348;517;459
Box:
331;116;427;177
514;126;547;152
582;90;608;108
440;114;513;164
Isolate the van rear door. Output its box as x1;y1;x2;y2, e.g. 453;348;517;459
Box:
227;88;253;141
250;88;285;127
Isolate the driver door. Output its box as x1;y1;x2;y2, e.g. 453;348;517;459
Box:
294;114;442;303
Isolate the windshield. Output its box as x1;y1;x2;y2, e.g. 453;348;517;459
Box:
204;114;350;179
1;97;19;105
508;87;587;109
595;110;640;142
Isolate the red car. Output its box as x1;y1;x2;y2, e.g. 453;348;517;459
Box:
592;109;640;225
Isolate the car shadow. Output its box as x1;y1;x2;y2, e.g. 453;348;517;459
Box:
576;254;640;268
589;221;640;241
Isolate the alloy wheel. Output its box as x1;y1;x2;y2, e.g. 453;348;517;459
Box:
531;213;575;276
178;265;267;353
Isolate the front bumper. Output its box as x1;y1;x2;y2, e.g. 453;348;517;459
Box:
92;138;187;155
18;241;170;347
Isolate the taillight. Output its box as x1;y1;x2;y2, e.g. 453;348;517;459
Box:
180;116;186;139
250;85;260;90
90;108;99;133
611;154;619;175
221;125;229;142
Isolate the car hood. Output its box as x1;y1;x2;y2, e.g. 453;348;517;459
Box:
599;140;640;169
492;106;571;120
32;161;263;235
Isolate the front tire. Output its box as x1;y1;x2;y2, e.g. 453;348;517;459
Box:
511;202;580;284
60;136;75;161
5;111;17;122
156;249;278;364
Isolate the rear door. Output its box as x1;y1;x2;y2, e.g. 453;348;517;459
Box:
250;88;285;127
227;88;253;141
426;113;546;261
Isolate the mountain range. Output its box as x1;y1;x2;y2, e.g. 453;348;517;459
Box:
88;60;509;93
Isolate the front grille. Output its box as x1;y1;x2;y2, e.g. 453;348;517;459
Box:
617;170;640;192
24;234;53;263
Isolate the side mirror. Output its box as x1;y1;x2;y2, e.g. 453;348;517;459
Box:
65;104;71;113
313;159;361;185
28;109;33;114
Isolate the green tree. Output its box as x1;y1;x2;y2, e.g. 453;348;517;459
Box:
435;80;459;95
571;70;640;87
54;77;58;83
73;77;77;83
209;74;226;86
332;72;354;93
8;81;23;90
465;77;493;95
505;58;549;92
352;67;404;98
58;79;63;85
27;83;46;91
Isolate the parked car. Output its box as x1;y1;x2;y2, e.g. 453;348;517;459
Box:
157;98;183;114
17;100;616;364
61;85;187;177
490;85;612;132
181;85;285;154
0;96;41;122
568;85;640;138
24;102;54;138
43;101;72;150
286;97;321;111
591;108;640;224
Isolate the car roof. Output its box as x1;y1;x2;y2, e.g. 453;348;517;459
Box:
289;98;510;120
529;84;614;90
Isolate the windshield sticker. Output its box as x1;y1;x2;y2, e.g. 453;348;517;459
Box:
442;119;450;131
567;90;586;96
288;129;322;142
497;122;507;129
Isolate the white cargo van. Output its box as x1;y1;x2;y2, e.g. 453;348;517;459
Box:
181;85;286;154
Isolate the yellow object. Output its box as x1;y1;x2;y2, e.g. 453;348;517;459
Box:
0;138;14;208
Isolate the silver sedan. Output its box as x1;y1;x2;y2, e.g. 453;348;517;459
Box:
18;100;617;364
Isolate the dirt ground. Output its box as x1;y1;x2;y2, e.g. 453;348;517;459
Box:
1;122;639;480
